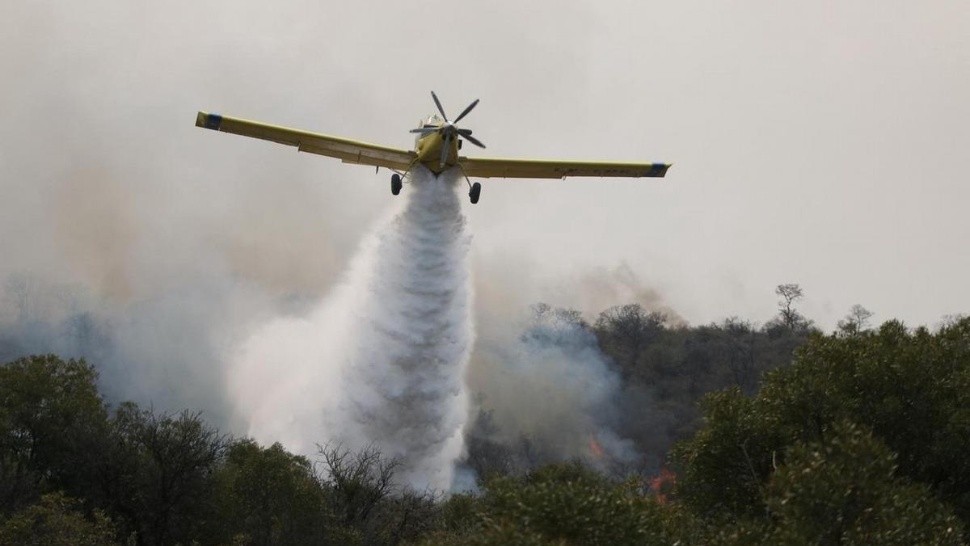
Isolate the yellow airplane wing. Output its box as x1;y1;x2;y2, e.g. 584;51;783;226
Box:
458;157;670;179
195;112;416;171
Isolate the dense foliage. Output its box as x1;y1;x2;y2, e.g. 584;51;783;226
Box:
673;317;970;543
1;297;968;544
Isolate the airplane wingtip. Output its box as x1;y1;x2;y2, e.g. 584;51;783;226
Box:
196;111;223;131
650;163;671;177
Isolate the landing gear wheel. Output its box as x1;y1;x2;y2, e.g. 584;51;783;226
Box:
391;174;402;195
469;182;482;204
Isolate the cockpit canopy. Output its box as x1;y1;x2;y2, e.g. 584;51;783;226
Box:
417;114;444;129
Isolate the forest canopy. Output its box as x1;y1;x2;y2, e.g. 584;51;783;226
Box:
1;297;968;545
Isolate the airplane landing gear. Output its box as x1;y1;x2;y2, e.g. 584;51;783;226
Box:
391;173;402;195
469;182;481;204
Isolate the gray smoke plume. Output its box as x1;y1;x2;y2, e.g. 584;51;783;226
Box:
464;305;639;477
231;167;473;490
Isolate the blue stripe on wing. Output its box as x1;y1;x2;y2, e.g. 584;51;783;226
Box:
204;113;223;130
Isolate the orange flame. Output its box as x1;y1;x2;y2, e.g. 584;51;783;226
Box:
649;467;677;504
588;436;606;459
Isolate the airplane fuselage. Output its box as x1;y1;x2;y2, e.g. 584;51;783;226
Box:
415;132;459;174
412;115;462;175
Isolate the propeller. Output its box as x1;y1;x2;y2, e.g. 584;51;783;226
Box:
409;91;486;168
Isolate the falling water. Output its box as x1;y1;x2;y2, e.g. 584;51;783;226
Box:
230;166;474;490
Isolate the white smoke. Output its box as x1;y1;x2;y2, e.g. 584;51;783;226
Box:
230;166;474;491
465;305;639;472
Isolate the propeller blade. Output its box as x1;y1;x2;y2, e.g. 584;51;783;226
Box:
457;128;473;136
440;132;451;167
409;127;439;134
462;133;486;149
453;99;479;123
431;91;448;122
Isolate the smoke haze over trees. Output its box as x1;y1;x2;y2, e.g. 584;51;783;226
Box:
461;297;815;481
0;274;814;486
2;306;968;544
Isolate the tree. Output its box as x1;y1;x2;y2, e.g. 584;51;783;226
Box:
469;462;693;546
317;443;438;545
670;387;784;518
673;318;970;536
213;440;327;545
108;403;228;546
463;408;517;480
719;318;758;394
319;444;398;530
594;304;668;377
0;355;110;513
0;492;120;546
765;421;963;545
837;304;873;335
774;284;808;331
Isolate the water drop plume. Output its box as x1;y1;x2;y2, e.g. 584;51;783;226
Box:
231;166;474;490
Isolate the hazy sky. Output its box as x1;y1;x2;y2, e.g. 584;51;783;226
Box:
2;0;968;334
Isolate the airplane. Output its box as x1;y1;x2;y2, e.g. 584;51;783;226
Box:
195;92;670;204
